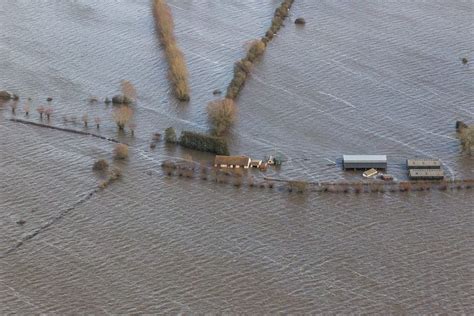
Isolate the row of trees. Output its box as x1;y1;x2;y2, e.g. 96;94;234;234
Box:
225;0;294;100
153;0;190;101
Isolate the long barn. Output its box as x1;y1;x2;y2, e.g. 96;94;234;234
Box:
409;169;444;180
407;159;441;169
343;155;387;170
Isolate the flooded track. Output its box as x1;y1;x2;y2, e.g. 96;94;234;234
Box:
1;0;473;313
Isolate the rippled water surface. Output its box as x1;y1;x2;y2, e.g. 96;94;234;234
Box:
1;0;473;313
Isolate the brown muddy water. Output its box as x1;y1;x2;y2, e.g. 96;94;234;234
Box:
1;0;473;313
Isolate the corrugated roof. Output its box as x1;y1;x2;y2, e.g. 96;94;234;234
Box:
409;169;444;177
407;159;441;167
214;155;250;166
343;155;387;163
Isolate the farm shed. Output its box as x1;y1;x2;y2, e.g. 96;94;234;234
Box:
343;155;387;170
214;156;251;169
407;159;441;169
409;169;444;180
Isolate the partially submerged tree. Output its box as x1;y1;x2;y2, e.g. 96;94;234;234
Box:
207;98;237;136
23;100;30;116
37;105;45;119
113;106;133;130
121;80;137;103
128;123;136;136
82;114;89;127
10;101;18;114
95;117;101;129
460;126;474;155
45;107;53;121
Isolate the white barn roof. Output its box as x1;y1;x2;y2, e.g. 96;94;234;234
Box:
343;155;387;163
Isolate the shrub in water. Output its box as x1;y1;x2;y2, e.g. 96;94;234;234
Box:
164;127;177;143
114;144;129;160
178;131;229;155
288;180;308;193
93;159;109;171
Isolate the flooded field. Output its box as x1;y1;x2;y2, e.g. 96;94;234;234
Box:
1;0;473;313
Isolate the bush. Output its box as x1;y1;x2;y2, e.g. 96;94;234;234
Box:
178;131;229;155
98;167;122;190
164;127;177;143
93;159;109;171
247;40;266;63
114;144;129;160
207;98;237;136
288;180;308;193
109;167;122;180
235;59;253;74
399;182;412;192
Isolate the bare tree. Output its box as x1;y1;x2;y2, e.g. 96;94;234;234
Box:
23;100;30;116
121;80;137;102
207;98;237;136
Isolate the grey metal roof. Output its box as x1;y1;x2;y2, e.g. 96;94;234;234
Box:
343;155;387;163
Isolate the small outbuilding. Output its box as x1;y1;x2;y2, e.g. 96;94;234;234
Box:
214;155;251;169
409;169;444;180
407;159;441;169
343;155;387;170
362;168;378;178
250;159;262;168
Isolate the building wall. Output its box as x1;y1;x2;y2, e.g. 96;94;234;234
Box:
343;163;387;170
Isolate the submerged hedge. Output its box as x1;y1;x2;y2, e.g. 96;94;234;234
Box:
153;0;190;101
179;131;229;155
226;0;295;99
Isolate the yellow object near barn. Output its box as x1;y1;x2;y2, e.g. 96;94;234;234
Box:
362;168;378;178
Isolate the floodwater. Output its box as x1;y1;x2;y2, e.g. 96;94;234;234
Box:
1;0;473;313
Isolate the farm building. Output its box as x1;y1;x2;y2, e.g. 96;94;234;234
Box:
409;169;444;180
214;155;251;169
342;155;387;170
407;159;441;169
